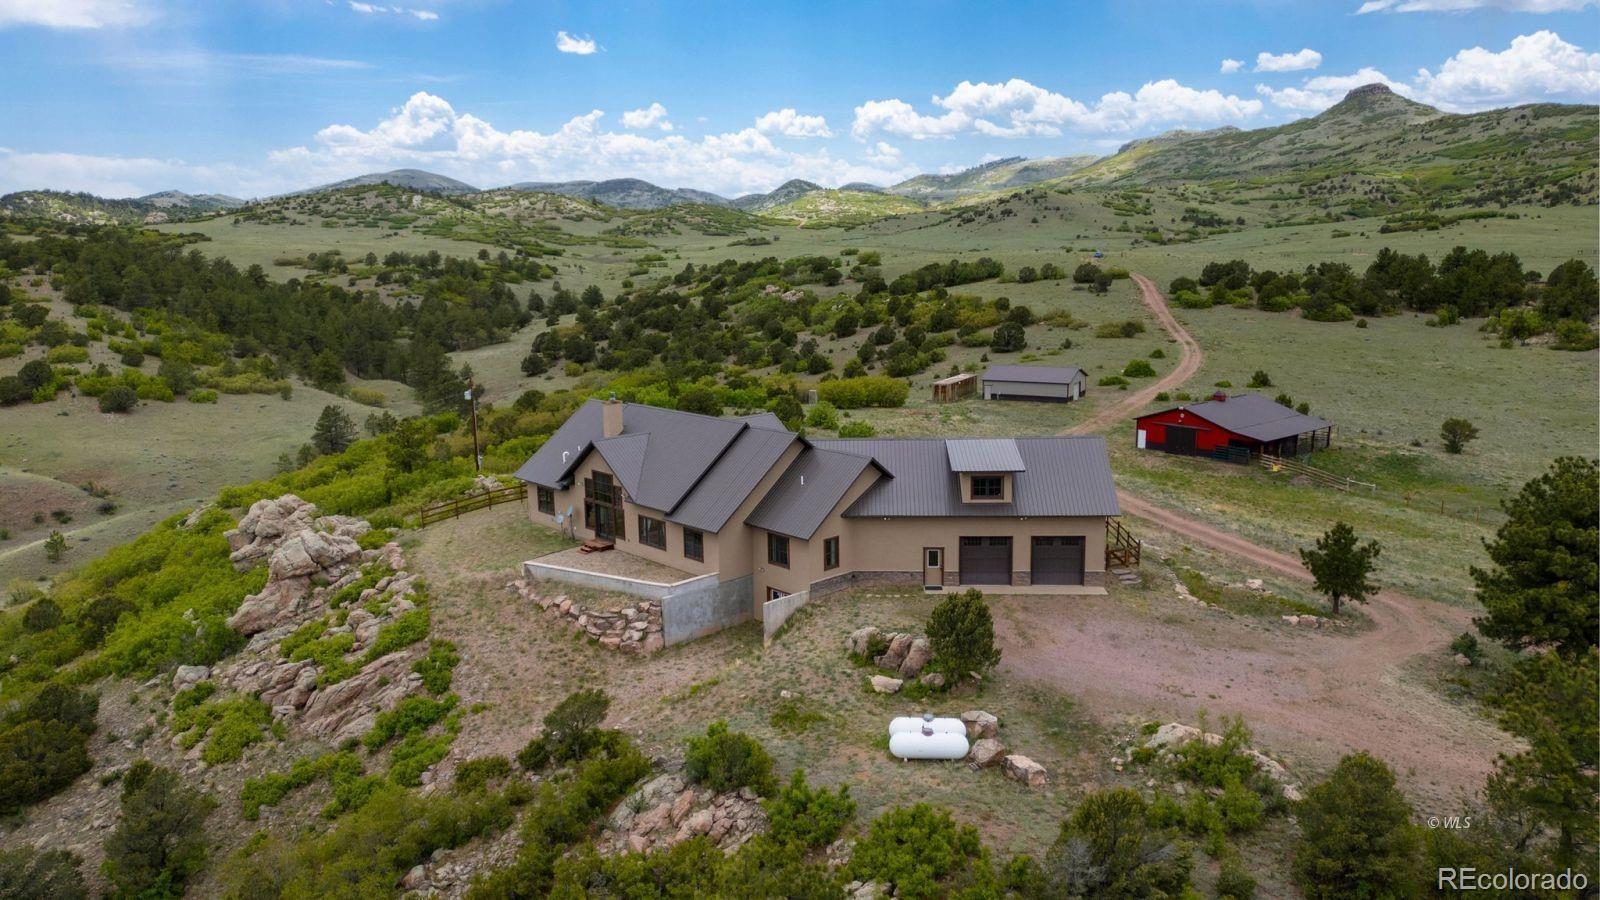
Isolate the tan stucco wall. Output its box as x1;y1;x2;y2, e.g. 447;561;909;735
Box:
750;465;882;602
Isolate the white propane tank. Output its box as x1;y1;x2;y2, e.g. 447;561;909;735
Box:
888;713;967;737
888;713;970;760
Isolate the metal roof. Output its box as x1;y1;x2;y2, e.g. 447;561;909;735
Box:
512;401;601;488
592;433;649;501
1146;393;1332;443
668;426;796;532
744;447;882;540
810;436;1119;519
932;372;976;386
733;411;789;431
982;364;1083;385
944;439;1026;473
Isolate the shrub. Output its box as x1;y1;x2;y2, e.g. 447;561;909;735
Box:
98;385;138;413
0;846;85;899
363;694;458;751
517;688;611;771
0;375;28;405
804;401;838;430
990;321;1027;353
454;756;513;794
412;640;460;694
1045;789;1190;897
349;386;387;407
1216;856;1257;899
120;349;145;367
1292;752;1421;899
1122;359;1156;378
187;389;218;404
1098;375;1129;388
102;760;216;898
816;375;909;409
837;420;876;438
23;597;63;632
926;589;1001;682
684;721;777;796
848;804;991;899
1171;716;1257;789
1248;370;1272;388
1449;632;1482;664
1440;418;1479;454
1174;290;1213;309
763;770;856;849
1095;319;1146;338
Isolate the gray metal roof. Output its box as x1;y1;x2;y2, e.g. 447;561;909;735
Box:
733;411;789;431
811;436;1119;519
668;426;797;532
744;447;882;540
944;439;1026;473
982;364;1083;385
1156;393;1332;443
592;433;649;500
512;401;602;488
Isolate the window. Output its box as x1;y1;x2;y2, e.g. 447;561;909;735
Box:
823;536;840;570
638;515;666;550
970;475;1004;499
767;533;790;568
683;528;704;562
536;486;554;514
769;588;787;602
926;548;941;567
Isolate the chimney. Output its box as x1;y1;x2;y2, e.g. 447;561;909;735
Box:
1211;391;1227;402
602;393;623;438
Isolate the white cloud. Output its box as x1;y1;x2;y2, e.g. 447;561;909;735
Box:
1357;0;1594;12
0;0;150;28
0;147;274;198
754;108;834;138
864;141;901;166
853;77;1263;139
620;102;672;131
1255;67;1412;111
261;92;918;198
1220;58;1244;74
1256;31;1599;113
1414;29;1600;108
1254;48;1322;72
348;3;438;21
555;31;597;55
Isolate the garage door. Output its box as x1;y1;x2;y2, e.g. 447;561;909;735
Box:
959;536;1012;585
1031;536;1084;585
1165;425;1199;454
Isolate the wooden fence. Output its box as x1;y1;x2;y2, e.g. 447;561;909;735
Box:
1105;517;1142;569
1258;454;1376;493
418;483;527;527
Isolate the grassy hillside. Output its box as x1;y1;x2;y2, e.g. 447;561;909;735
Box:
764;189;926;226
889;155;1098;201
0;190;241;225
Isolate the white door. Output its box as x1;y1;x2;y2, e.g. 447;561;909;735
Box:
1136;429;1147;449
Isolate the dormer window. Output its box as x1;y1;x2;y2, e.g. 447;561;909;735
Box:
971;475;1005;499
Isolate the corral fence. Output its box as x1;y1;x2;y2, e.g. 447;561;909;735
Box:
1258;454;1376;493
419;483;527;526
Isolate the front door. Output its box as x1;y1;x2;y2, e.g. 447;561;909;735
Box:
923;547;944;590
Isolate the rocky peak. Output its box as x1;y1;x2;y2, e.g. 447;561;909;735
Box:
1343;82;1394;101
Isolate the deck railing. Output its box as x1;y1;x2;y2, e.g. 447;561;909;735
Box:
1106;517;1142;569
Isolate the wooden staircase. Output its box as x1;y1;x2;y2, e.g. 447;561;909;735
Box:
1105;517;1141;575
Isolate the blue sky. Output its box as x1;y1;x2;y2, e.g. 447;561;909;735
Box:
0;0;1596;197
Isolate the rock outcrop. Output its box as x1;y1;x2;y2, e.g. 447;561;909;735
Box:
1140;722;1304;801
601;773;766;856
510;579;664;654
226;497;371;636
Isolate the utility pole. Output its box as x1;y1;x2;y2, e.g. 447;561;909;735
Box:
466;379;481;472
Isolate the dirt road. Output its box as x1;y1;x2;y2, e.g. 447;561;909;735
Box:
1011;271;1505;799
1064;273;1203;436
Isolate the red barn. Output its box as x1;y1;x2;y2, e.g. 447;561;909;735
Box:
1134;393;1333;462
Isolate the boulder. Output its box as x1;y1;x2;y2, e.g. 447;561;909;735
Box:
300;650;420;743
268;530;361;582
846;626;881;657
960;710;999;740
1453;653;1473;668
226;495;318;570
898;638;932;678
919;672;946;690
968;738;1006;768
869;675;903;694
227;576;313;635
1245;578;1265;592
876;633;913;670
172;665;210;690
1002;754;1048;788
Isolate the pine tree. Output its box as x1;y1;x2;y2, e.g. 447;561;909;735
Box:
1292;753;1421;898
1299;522;1381;616
311;405;357;456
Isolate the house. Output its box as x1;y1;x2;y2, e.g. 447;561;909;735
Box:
513;398;1127;640
1134;393;1333;462
981;365;1086;402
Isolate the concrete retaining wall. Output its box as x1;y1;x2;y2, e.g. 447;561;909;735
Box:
761;589;811;646
661;574;753;646
523;560;718;602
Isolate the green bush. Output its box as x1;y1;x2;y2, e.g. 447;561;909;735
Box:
848;804;992;899
1122;359;1156;378
804;401;838;430
763;770;856;849
517;688;611;771
187;389;218;404
684;721;777;796
349;386;387;407
412;640;460;694
1045;789;1191;897
239;751;365;820
1292;752;1421;899
1171;716;1257;789
816;375;909;409
23;597;63;632
102;760;216;899
1216;855;1258;899
0;845;86;899
454;756;513;794
169;693;275;765
98;385;138;413
837;420;876;438
926;589;1000;683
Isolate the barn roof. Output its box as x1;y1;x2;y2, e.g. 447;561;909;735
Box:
1143;393;1332;442
982;364;1083;385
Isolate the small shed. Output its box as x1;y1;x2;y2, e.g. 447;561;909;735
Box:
981;365;1086;403
932;372;977;402
1134;393;1333;462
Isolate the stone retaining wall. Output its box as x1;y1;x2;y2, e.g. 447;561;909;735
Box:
510;579;665;654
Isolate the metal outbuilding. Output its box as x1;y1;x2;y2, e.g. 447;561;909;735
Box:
981;365;1086;403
